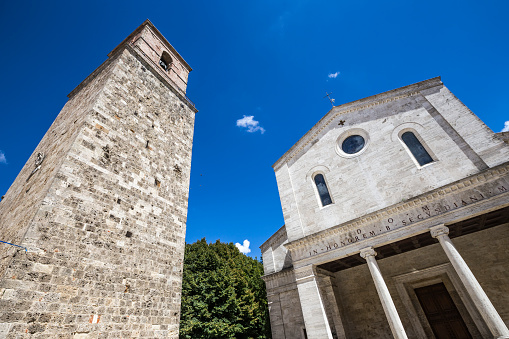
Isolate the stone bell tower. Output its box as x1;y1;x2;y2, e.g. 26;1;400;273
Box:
0;20;197;338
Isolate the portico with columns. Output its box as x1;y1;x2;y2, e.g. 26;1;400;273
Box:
261;78;509;339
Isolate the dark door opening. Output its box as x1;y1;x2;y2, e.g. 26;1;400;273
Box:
415;283;472;339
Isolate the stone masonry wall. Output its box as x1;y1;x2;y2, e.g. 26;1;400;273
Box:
264;270;305;339
276;83;509;242
0;53;119;281
421;85;509;168
0;45;195;338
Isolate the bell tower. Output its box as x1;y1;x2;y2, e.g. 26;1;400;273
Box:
0;20;196;338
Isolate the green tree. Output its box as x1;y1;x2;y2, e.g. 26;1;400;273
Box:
179;239;271;339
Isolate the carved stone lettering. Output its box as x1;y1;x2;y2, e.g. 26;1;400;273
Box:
299;182;508;259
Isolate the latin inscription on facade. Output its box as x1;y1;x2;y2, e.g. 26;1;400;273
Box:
303;181;508;259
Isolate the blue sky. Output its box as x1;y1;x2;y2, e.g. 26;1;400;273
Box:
0;1;508;258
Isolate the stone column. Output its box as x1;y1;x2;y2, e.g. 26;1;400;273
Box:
360;247;408;339
430;225;509;339
295;265;334;339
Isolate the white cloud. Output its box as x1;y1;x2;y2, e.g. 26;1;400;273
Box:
236;115;266;134
328;71;340;79
0;150;6;164
235;239;251;254
502;121;509;132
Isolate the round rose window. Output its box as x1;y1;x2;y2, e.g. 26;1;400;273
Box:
341;135;365;154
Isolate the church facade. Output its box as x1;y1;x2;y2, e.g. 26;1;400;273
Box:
261;78;509;339
0;21;196;337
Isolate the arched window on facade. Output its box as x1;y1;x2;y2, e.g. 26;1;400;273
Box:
401;131;434;166
314;174;332;207
159;51;172;71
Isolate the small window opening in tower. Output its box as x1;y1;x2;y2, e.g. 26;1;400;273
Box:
159;51;172;72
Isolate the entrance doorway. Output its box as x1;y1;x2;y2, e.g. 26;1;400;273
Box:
414;283;472;339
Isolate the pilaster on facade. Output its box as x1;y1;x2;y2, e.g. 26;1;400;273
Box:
294;265;335;339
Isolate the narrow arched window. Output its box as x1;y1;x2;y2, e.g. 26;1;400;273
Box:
314;174;332;207
159;51;172;71
401;131;433;166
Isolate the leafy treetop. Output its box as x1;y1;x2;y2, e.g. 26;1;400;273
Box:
179;239;271;339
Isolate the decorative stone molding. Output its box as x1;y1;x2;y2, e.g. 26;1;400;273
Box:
430;224;449;239
390;122;425;142
305;165;331;180
359;247;377;259
335;127;370;159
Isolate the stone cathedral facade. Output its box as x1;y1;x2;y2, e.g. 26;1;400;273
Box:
261;78;509;339
0;20;196;338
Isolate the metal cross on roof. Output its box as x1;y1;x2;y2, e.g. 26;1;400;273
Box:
324;92;335;107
